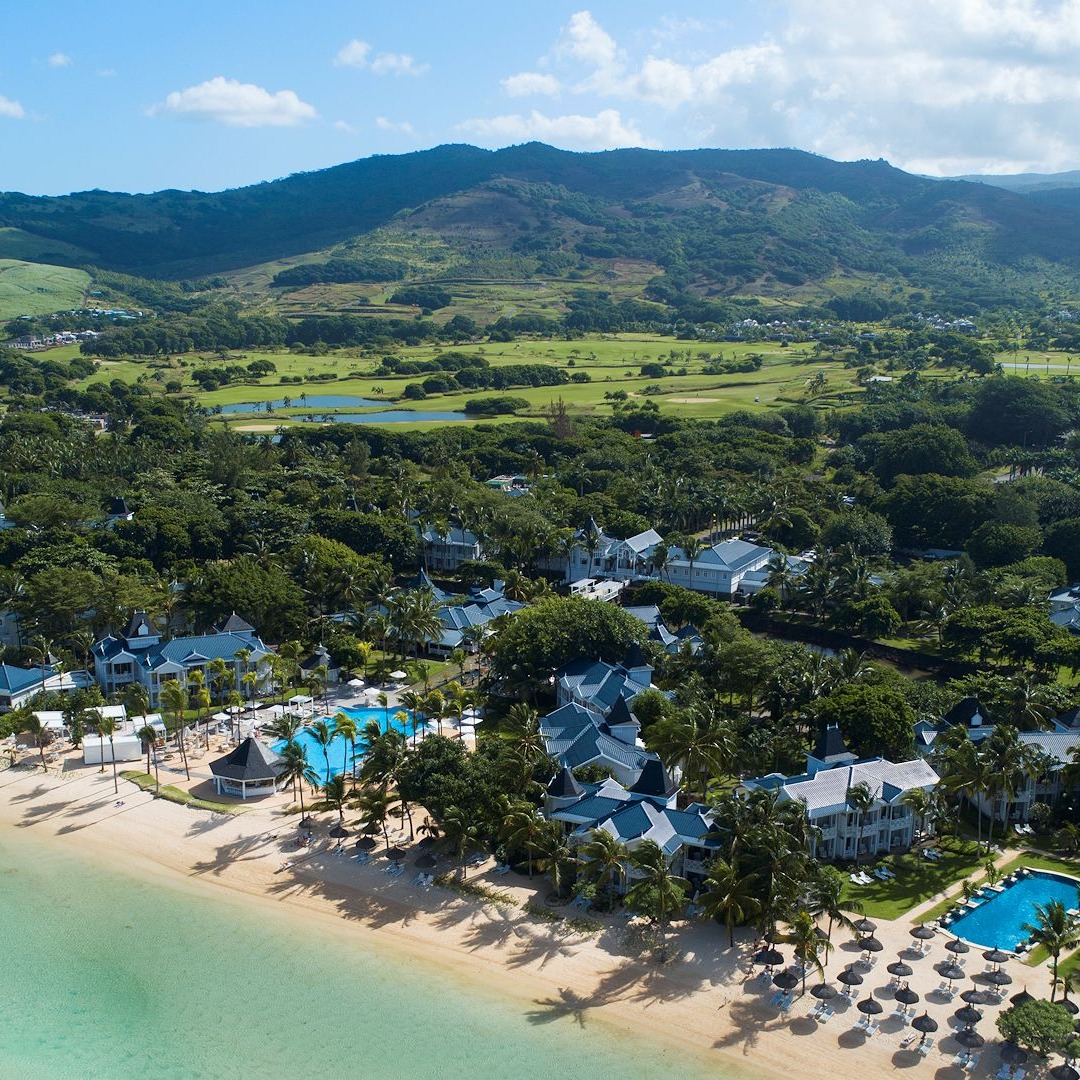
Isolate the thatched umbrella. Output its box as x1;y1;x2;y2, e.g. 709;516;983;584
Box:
895;986;920;1006
1050;1065;1080;1080
939;962;965;983
773;971;799;991
385;845;408;862
857;997;883;1016
414;852;437;869
954;1029;985;1050
329;824;350;840
853;918;878;936
1009;988;1035;1007
859;936;884;953
999;1042;1028;1067
912;1012;938;1035
887;960;914;978
355;836;377;851
960;988;991;1006
984;969;1013;986
755;948;785;967
953;1005;983;1025
910;925;936;941
838;968;864;987
983;948;1011;965
810;983;837;1000
946;938;971;955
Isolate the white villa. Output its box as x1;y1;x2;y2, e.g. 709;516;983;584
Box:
546;763;721;892
92;611;274;708
743;726;940;862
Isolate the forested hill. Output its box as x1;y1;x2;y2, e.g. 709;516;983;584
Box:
4;142;1080;301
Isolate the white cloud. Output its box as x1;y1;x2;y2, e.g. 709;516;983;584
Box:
520;5;1080;173
375;116;415;134
150;77;317;127
458;108;655;150
48;52;72;68
0;95;24;120
334;39;371;68
96;68;117;78
334;39;428;76
502;72;561;97
333;119;356;133
370;52;428;77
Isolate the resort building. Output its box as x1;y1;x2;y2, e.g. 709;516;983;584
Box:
546;765;721;892
554;518;775;597
742;726;940;862
0;663;94;711
555;658;655;713
540;697;657;788
417;524;483;572
92;612;274;707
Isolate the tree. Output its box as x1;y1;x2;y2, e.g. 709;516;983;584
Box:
1022;899;1080;1001
996;998;1074;1056
438;804;482;878
159;680;190;781
644;704;734;801
530;820;575;897
698;856;761;948
489;596;648;691
278;741;317;817
787;909;829;995
499;801;546;878
307;718;335;786
333;712;359;786
624;839;689;943
846;781;876;866
814;683;916;759
577;828;631;909
96;714;120;795
137;723;160;794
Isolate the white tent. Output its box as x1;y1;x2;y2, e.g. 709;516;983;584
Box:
83;734;143;765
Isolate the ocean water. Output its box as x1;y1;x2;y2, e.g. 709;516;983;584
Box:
0;828;712;1080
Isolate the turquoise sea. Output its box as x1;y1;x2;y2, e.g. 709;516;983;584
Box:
0;828;714;1080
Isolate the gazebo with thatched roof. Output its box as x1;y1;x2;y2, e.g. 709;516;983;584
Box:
209;737;285;799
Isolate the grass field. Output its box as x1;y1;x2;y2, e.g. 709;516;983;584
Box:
0;259;90;322
66;335;861;427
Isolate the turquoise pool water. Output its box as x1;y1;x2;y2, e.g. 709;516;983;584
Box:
948;871;1080;950
0;822;713;1079
271;707;415;783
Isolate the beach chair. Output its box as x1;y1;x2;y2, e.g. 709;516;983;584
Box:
890;1004;910;1022
818;1005;834;1024
1012;1069;1025;1080
917;1037;935;1057
849;873;863;885
995;1065;1013;1080
899;1033;917;1050
769;991;784;1007
865;1020;879;1037
853;1015;869;1031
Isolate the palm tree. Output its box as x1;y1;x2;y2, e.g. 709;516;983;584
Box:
307;718;335;786
983;725;1040;853
159;680;190;781
333;712;359;786
499;802;546;878
1023;899;1080;1001
358;786;393;851
678;534;705;590
698;856;761;948
846;781;876;866
808;865;862;944
645;703;734;802
137;723;160;794
787;910;829;995
530;820;575;898
97;715;119;795
279;741;317;817
323;774;347;823
625;840;690;943
577;828;630;909
438;804;482;878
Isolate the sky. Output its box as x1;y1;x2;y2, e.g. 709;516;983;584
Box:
4;0;1080;196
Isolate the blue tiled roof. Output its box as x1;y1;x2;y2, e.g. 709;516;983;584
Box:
606;801;652;840
95;627;270;671
0;663;53;694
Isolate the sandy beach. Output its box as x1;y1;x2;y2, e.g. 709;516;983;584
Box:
0;759;1024;1080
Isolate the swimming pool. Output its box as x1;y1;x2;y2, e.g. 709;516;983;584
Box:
947;870;1080;950
270;707;414;784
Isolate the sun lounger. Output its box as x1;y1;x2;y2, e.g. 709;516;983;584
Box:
850;873;864;884
917;1037;935;1056
865;1020;879;1037
891;1005;911;1022
853;1015;868;1030
899;1033;917;1050
769;991;785;1007
996;1066;1013;1080
880;867;896;879
1012;1068;1025;1080
818;1005;834;1023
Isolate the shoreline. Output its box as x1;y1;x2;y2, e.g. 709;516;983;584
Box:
0;763;995;1079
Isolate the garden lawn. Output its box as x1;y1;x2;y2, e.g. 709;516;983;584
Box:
842;840;985;920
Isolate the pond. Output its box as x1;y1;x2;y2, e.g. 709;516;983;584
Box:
218;394;385;413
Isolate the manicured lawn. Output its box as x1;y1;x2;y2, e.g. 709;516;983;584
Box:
842;839;985;920
121;771;246;814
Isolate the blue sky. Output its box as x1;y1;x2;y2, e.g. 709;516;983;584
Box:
3;1;1080;195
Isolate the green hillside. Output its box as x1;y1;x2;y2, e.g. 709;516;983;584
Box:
0;259;90;321
3;144;1080;313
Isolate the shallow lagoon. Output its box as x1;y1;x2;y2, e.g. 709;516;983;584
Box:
0;827;710;1080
